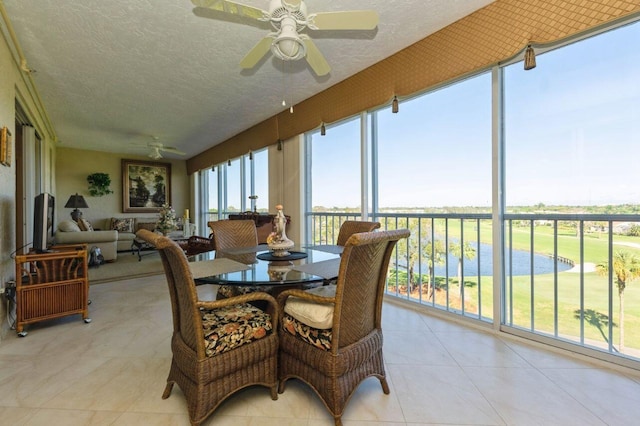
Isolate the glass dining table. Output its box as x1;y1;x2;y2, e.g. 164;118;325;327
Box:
189;244;343;289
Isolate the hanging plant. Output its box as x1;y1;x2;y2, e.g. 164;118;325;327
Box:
87;172;114;197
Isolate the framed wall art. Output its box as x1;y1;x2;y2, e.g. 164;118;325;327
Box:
1;126;11;166
122;159;171;213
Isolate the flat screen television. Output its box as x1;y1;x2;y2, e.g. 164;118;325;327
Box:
33;192;55;253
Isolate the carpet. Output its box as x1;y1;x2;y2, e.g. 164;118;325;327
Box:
88;250;164;284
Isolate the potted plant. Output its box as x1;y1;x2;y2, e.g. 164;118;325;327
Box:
87;172;114;197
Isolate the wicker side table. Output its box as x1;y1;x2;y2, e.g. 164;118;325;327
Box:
14;245;91;336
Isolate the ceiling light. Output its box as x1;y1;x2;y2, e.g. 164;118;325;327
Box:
271;17;306;61
392;96;399;114
148;147;162;160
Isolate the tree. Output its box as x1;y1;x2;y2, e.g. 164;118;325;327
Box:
425;240;446;297
132;176;150;207
628;225;640;237
448;241;477;298
596;251;640;352
151;174;166;206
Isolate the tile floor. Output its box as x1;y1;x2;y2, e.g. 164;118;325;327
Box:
2;274;640;425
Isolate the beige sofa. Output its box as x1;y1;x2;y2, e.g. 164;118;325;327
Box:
55;217;184;260
54;220;118;261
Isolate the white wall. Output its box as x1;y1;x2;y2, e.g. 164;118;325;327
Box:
0;12;58;338
0;28;16;298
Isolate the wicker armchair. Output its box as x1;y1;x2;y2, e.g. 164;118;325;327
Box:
277;229;410;426
142;229;279;426
336;220;381;246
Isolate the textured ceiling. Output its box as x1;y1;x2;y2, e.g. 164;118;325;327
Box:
4;0;494;160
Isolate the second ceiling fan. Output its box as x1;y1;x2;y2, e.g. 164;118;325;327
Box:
192;0;379;76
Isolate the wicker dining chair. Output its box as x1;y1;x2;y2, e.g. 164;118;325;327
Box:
277;228;410;426
209;220;262;299
335;220;381;246
142;229;279;426
209;220;258;263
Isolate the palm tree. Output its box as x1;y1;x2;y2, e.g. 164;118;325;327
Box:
449;241;477;298
596;250;640;352
425;240;446;297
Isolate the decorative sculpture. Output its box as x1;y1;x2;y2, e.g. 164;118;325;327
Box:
266;204;294;257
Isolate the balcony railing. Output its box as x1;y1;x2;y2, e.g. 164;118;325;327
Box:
308;211;640;364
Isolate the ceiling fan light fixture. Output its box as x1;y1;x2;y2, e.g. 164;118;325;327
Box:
149;147;162;160
271;17;306;61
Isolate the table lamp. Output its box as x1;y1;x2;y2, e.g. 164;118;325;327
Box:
64;193;89;221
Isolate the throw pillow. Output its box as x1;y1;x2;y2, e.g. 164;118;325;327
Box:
77;218;94;232
283;284;337;329
57;220;82;232
110;217;135;233
137;222;156;232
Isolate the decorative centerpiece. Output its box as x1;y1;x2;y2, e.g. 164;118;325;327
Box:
266;204;294;257
156;204;177;235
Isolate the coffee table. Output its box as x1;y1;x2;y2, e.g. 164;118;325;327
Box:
131;235;189;261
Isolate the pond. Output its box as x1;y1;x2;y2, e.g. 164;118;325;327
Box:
428;242;573;277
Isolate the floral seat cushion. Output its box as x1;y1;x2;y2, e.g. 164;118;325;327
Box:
216;284;274;299
201;303;272;357
282;314;332;351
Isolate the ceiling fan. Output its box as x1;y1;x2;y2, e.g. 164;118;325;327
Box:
192;0;379;76
148;137;186;160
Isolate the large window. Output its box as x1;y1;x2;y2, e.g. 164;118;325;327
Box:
200;148;269;222
250;149;269;212
502;21;640;357
375;73;492;210
504;23;640;208
308;117;361;211
225;158;242;213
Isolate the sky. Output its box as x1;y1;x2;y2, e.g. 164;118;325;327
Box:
310;20;640;209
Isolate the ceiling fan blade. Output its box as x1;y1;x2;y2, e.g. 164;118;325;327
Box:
303;38;330;76
240;36;273;69
161;146;186;156
191;0;267;21
309;11;379;30
282;0;302;9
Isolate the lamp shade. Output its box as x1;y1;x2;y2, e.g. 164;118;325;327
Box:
64;193;89;209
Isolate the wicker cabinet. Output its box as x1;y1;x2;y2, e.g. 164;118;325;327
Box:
14;245;91;336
